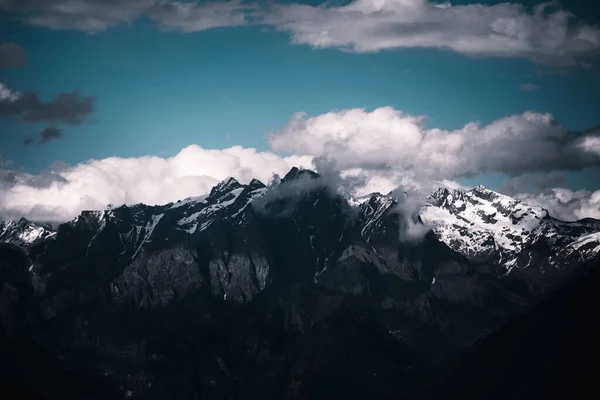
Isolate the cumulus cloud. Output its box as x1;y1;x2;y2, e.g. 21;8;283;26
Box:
267;106;600;222
0;145;313;222
514;188;600;221
270;107;600;181
0;42;27;69
1;106;599;223
0;82;95;125
262;0;600;67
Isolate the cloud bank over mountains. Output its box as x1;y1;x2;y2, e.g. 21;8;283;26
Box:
1;107;599;223
0;145;312;222
1;1;599;222
1;0;599;67
515;188;600;221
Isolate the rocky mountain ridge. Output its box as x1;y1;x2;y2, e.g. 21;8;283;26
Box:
1;167;599;399
0;218;55;248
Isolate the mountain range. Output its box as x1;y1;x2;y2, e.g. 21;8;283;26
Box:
1;167;599;399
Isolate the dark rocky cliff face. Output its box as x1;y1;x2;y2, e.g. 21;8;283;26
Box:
410;253;600;400
1;168;599;399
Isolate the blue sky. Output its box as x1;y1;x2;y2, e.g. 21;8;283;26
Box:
1;1;599;171
1;0;600;222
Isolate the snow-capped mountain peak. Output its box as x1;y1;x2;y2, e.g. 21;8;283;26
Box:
421;186;551;258
209;177;242;198
357;192;398;240
248;178;266;190
564;232;600;262
0;218;56;247
2;169;600;281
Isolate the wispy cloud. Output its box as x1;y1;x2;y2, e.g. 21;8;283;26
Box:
0;154;13;168
148;0;252;33
0;0;252;33
2;107;600;222
1;1;599;66
261;0;600;67
23;126;65;146
495;172;566;195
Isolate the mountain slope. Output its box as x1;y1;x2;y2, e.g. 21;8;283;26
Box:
0;218;55;248
1;168;599;399
411;253;600;400
421;185;600;280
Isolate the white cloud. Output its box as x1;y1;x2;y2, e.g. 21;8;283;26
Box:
262;0;600;66
579;135;600;155
269;107;600;180
0;82;19;102
0;145;313;222
2;1;599;67
491;172;600;221
514;188;600;221
2;107;599;223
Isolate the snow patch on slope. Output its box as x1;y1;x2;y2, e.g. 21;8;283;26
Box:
0;219;56;247
567;232;600;260
421;186;548;258
132;213;164;260
169;195;208;209
86;211;107;255
178;187;244;233
360;193;396;240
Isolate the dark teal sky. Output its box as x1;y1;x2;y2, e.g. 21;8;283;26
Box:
1;0;600;192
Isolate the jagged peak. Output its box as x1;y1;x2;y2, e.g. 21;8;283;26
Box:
0;216;56;246
365;192;388;201
472;188;520;207
428;187;454;207
107;203;128;211
361;192;396;211
73;210;107;226
209;177;242;197
281;167;320;184
430;185;504;205
1;217;53;231
248;178;266;190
